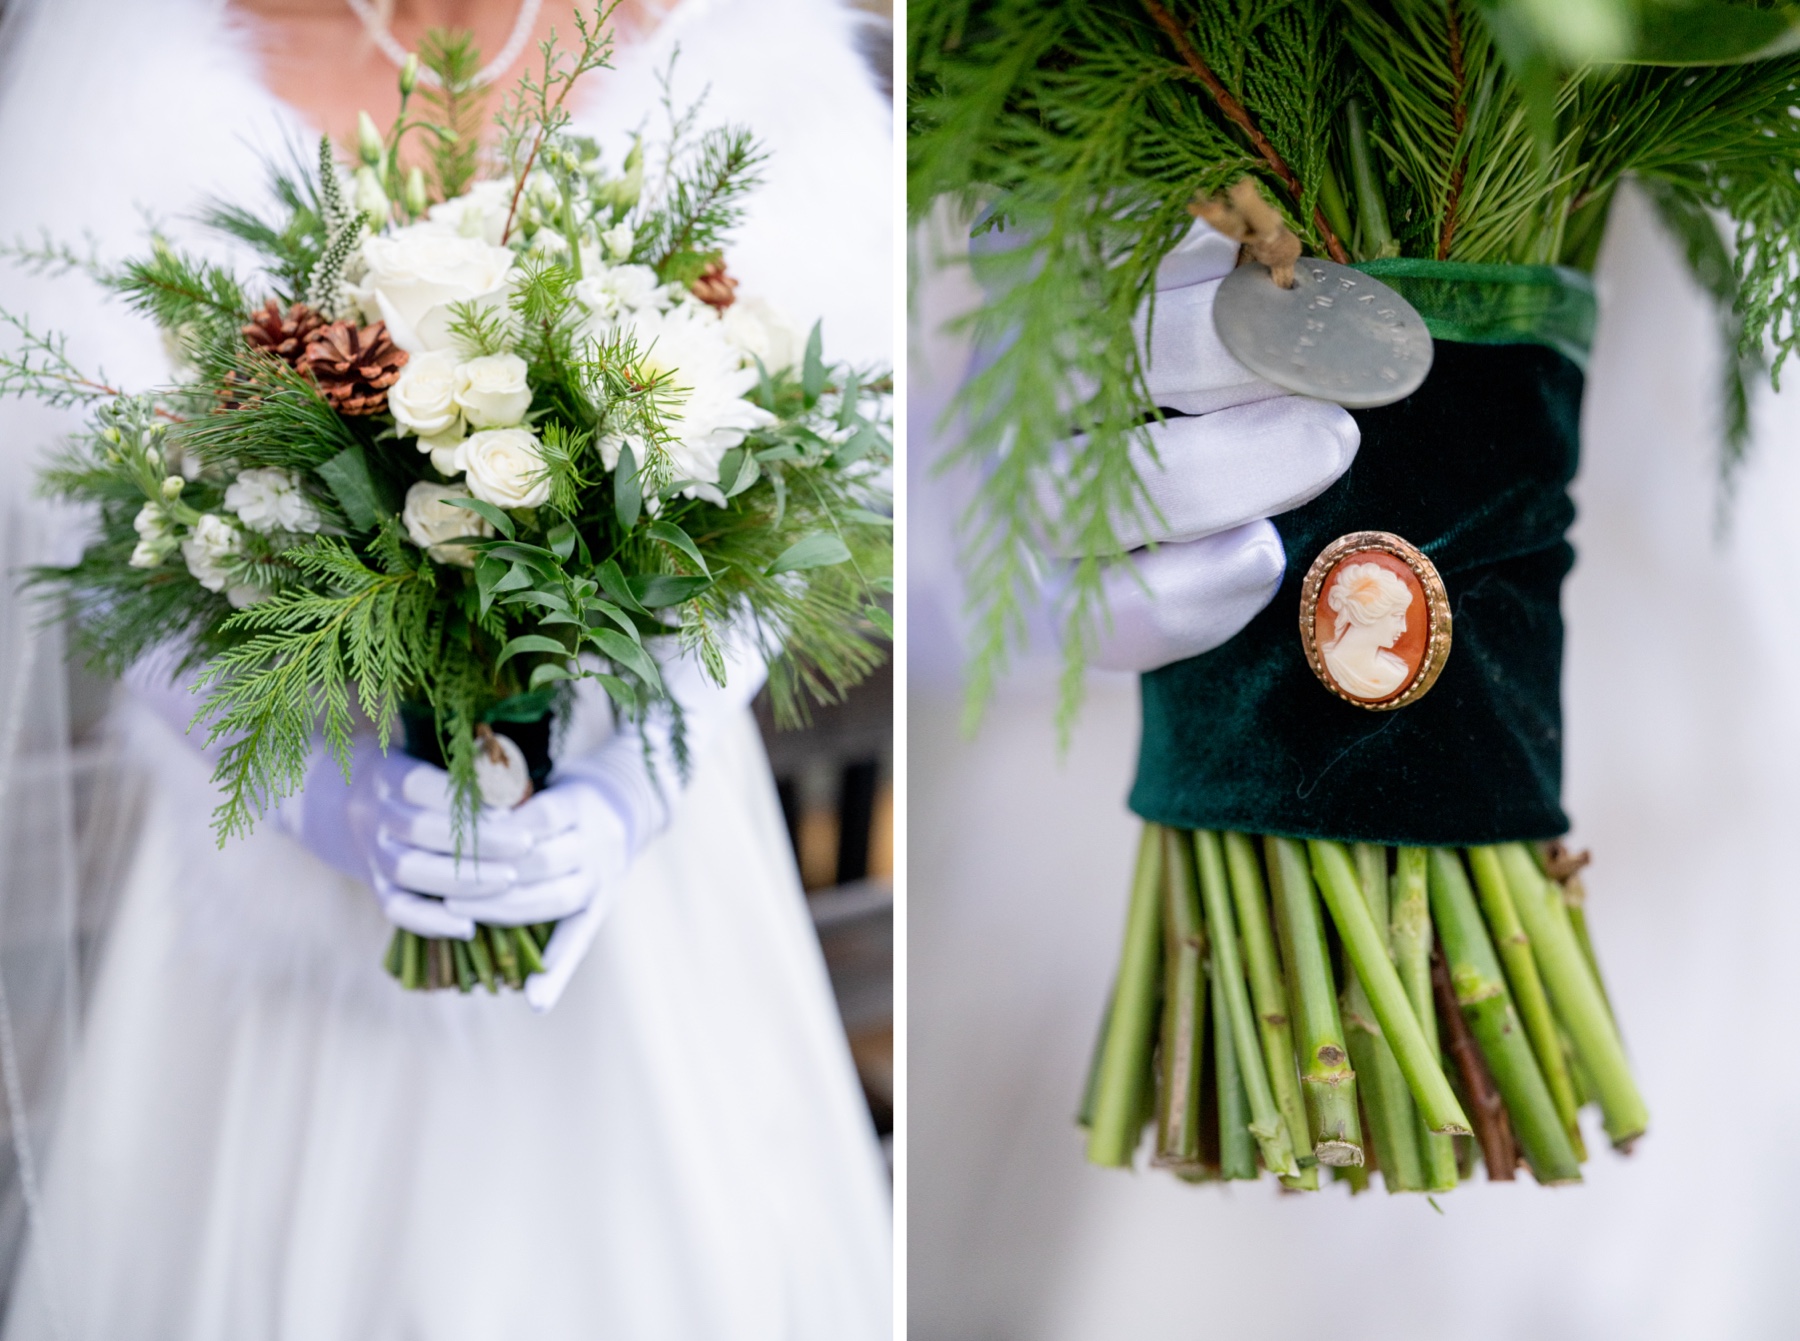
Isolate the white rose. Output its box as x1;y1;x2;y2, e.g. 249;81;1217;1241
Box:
572;263;661;321
402;481;493;567
721;296;804;375
422;424;468;477
349;226;517;354
224;467;323;535
424;179;514;246
461;428;550;510
387;349;463;437
453;352;533;429
181;513;262;605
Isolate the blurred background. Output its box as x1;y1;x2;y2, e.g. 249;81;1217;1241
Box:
909;188;1800;1338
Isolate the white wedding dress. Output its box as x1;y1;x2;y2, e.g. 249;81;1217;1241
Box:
0;2;892;1338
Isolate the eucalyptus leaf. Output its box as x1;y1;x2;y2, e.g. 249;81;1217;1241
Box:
801;320;826;405
496;633;571;668
1625;1;1800;65
598;559;651;615
615;440;642;531
317;444;388;531
646;519;710;575
448;496;516;540
529;663;576;689
767;532;851;575
628;573;713;607
589;627;664;690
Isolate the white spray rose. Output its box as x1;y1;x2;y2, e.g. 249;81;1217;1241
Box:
721;296;804;375
349;227;516;354
402;481;493;567
129;503;170;569
572;263;662;321
422;424;469;476
453;352;533;429
423;179;514;246
181;513;263;607
387;349;463;437
461;428;551;510
224;467;323;535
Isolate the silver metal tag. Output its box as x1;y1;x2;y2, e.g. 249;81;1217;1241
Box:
1213;259;1433;409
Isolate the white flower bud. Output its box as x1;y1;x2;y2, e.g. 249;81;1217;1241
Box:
402;481;492;567
404;166;429;220
357;111;384;168
161;475;184;500
399;53;420;97
144;445;162;472
600;223;635;261
354;166;389;229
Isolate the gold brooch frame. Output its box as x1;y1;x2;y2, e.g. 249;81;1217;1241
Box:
1298;530;1452;712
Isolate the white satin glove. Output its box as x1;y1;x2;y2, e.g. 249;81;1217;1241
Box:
277;743;630;948
1058;221;1363;672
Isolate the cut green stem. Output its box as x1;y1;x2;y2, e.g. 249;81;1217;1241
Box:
1389;847;1460;1190
1342;844;1425;1191
1426;849;1582;1184
1195;832;1300;1177
1087;824;1166;1167
1154;828;1208;1170
1309;841;1471;1138
1467;846;1584;1151
1222;832;1315;1177
1211;952;1258;1179
1497;844;1648;1149
1264;836;1362;1166
1433;945;1515;1180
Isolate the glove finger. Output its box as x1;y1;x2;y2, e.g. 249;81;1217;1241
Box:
377;798;535;859
1153;219;1243;292
509;787;586;839
395;762;459;813
1054;398;1356;557
508;829;587;882
1136;277;1286;416
379;842;518;898
373;875;476;939
443;872;595;926
1090;521;1287;674
525;898;607;1013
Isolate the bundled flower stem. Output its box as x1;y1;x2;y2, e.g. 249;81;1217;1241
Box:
1089;829;1643;1191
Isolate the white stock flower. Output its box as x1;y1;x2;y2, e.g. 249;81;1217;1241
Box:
224;467;323;535
572;263;661;321
349;226;516;353
453;352;533;428
388;349;463;437
424;179;514;246
461;428;550;510
721;296;804;374
617;302;776;505
181;513;263;606
129;502;170;569
402;481;492;567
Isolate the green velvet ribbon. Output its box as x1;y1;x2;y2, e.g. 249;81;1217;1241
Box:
1129;262;1592;847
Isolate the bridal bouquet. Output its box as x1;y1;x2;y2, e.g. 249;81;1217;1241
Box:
914;0;1800;1190
9;15;891;992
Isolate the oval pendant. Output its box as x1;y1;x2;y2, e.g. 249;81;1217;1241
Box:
1299;532;1451;711
1214;259;1433;408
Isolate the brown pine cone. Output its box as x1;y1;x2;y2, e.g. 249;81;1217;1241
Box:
690;258;738;312
242;299;327;366
300;320;409;416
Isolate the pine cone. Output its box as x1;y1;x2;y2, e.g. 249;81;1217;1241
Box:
690;258;739;312
300;320;409;416
242;299;327;366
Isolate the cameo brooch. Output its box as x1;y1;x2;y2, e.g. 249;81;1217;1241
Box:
1299;532;1451;711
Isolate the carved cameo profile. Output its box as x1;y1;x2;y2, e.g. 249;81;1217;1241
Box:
1299;531;1451;711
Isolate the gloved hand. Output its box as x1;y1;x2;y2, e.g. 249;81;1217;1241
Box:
277;741;630;948
1049;220;1363;672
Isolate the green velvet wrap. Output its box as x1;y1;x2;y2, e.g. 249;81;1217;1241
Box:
1129;264;1594;847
